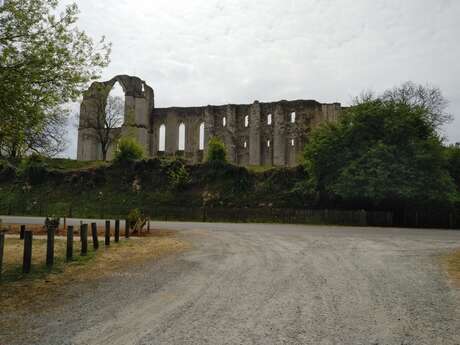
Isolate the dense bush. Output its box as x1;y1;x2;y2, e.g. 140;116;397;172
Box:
163;159;190;190
207;137;226;163
18;153;48;184
113;138;144;164
303;99;458;208
445;145;460;191
0;160;17;182
127;208;146;230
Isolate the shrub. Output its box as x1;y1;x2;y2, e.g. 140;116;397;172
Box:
127;208;142;228
445;145;460;190
164;159;190;190
206;137;227;163
0;160;17;182
19;153;48;184
127;208;146;232
113;137;144;164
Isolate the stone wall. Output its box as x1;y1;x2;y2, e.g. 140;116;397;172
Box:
77;75;343;166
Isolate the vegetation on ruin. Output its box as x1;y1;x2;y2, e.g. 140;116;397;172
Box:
0;0;111;158
113;137;145;164
206;137;227;163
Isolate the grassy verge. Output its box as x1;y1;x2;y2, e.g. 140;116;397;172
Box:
0;231;188;311
445;249;460;287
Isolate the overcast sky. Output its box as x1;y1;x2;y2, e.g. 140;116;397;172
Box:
64;0;460;157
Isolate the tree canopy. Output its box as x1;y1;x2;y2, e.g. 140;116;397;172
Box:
303;85;458;208
445;144;460;191
0;0;111;158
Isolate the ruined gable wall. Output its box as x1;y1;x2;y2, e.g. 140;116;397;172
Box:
77;75;342;166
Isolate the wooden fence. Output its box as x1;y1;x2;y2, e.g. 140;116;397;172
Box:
1;203;459;229
138;207;459;229
0;219;130;278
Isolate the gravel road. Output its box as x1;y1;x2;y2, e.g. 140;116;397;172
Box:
1;222;460;345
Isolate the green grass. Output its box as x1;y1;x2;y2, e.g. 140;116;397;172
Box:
445;249;460;286
43;158;108;171
245;165;276;173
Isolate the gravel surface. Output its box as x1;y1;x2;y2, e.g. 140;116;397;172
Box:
1;222;460;345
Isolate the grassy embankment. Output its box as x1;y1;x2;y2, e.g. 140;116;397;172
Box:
0;158;307;219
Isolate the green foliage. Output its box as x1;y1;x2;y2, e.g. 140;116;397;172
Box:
0;159;17;182
127;208;142;229
42;158;107;171
19;153;48;184
163;159;190;190
445;145;460;190
0;0;111;158
207;137;227;163
303;98;458;206
113;138;144;164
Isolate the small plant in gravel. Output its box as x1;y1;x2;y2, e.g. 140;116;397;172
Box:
127;208;147;234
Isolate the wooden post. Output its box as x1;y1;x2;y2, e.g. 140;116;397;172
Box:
46;224;55;267
115;219;120;243
23;230;32;273
125;219;130;239
0;231;5;278
105;220;110;246
80;224;88;256
20;225;25;240
91;223;99;250
66;225;74;261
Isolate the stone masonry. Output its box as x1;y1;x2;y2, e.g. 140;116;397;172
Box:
77;75;343;166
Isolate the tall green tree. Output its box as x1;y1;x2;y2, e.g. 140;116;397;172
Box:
303;91;458;207
0;0;111;158
445;144;460;191
381;81;452;131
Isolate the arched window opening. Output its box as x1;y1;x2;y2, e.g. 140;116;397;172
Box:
106;81;125;128
290;112;296;123
267;139;271;148
267;114;272;125
159;124;166;151
222;116;227;127
178;123;185;151
244;115;249;128
291;139;295;147
243;141;247;149
199;122;205;151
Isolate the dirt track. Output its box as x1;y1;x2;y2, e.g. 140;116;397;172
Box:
1;222;460;345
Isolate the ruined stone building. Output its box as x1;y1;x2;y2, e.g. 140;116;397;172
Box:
77;75;343;166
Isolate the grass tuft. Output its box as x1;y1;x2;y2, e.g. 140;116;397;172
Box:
445;249;460;287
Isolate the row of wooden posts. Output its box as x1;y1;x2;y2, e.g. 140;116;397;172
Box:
0;219;134;277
